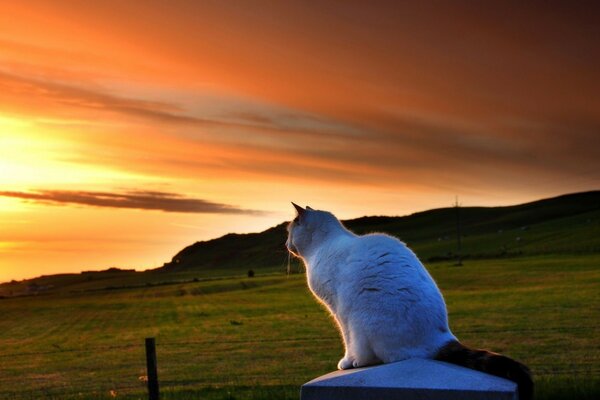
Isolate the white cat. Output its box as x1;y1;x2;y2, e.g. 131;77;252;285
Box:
286;203;532;399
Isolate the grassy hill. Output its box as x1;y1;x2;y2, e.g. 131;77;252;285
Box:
2;190;598;297
163;190;600;271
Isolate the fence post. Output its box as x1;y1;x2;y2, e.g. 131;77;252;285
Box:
145;337;159;400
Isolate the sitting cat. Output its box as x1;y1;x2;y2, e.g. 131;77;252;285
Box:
286;203;533;400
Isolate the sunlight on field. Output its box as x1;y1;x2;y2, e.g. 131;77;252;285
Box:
0;255;598;400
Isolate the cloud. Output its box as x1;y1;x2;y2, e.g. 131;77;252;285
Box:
2;60;598;197
0;70;363;141
0;189;266;215
0;70;218;126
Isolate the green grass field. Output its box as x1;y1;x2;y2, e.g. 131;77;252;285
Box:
1;255;599;400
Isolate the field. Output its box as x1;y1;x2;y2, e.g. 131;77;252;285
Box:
1;254;599;399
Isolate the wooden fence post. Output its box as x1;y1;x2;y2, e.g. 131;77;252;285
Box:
145;337;159;400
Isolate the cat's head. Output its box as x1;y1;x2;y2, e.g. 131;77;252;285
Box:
286;203;346;258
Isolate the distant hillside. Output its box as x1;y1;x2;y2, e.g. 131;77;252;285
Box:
2;191;598;297
162;191;600;272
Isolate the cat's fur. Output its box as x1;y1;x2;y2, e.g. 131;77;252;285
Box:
286;204;533;400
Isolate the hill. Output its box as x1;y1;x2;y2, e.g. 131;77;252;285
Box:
162;190;600;271
2;190;598;296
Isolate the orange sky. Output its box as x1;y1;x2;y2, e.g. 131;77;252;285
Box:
1;1;599;282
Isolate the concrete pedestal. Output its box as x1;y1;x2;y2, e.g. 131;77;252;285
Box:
301;358;518;400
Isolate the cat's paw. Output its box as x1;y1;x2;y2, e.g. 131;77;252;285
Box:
337;356;354;370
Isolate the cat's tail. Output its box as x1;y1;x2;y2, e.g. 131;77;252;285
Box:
434;340;533;400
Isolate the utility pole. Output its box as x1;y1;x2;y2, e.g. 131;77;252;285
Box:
454;196;463;266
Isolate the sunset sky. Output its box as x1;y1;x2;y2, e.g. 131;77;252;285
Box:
1;1;599;282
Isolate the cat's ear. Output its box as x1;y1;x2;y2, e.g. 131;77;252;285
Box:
306;206;313;210
292;202;306;217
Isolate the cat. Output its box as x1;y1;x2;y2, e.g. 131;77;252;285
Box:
286;203;533;400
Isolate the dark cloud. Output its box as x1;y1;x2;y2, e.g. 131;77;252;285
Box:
0;189;266;215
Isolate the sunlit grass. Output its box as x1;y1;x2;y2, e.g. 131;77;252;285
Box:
0;255;598;399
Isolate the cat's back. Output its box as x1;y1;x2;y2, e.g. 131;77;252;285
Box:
344;232;451;337
348;232;418;265
343;232;439;295
318;232;407;267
